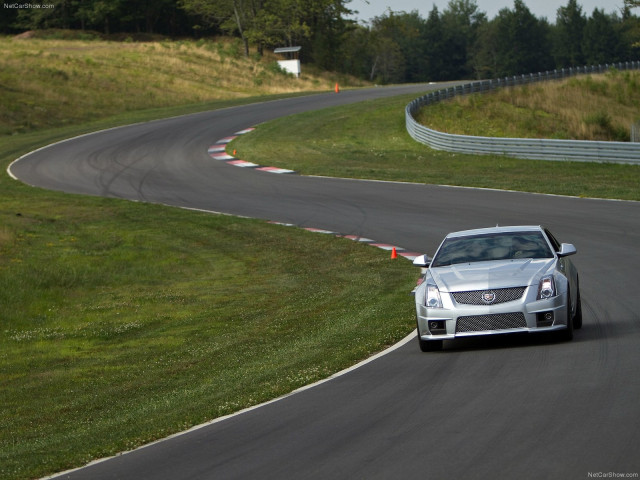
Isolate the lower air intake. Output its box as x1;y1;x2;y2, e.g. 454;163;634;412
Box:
456;312;527;333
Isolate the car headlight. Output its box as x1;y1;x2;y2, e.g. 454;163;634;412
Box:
425;283;443;308
537;275;556;300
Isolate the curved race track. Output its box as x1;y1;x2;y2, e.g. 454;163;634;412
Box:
11;85;640;480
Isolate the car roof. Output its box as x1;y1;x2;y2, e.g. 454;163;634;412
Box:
445;225;545;239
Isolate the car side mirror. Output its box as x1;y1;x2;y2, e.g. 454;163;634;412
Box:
412;254;431;267
558;243;577;257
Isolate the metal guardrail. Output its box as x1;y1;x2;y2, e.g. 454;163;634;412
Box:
406;62;640;165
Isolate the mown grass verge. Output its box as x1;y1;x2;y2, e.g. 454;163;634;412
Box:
0;107;416;480
230;91;640;201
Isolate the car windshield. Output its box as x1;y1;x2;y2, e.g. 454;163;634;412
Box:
431;231;554;267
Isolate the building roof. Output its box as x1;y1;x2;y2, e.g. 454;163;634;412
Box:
274;46;301;54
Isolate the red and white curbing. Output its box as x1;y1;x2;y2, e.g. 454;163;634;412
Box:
228;160;260;168
212;129;422;266
256;166;296;174
234;128;256;135
216;136;238;144
208;127;295;174
210;153;236;161
341;235;374;242
207;145;226;154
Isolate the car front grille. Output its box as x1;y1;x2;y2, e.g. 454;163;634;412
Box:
452;287;526;305
456;312;527;333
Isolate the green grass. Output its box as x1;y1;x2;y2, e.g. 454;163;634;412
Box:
0;35;365;136
230;92;640;201
0;108;416;480
415;70;640;142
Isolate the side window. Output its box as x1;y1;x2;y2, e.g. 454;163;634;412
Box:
544;229;561;252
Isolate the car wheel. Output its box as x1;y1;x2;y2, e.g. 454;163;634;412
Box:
573;285;583;330
560;288;574;341
419;337;443;352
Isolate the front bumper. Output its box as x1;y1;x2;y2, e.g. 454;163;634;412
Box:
416;288;570;341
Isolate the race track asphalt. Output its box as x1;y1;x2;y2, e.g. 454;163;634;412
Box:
11;85;640;480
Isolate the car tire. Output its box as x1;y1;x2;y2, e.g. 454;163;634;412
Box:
560;287;574;341
574;286;583;330
419;337;443;352
418;333;442;352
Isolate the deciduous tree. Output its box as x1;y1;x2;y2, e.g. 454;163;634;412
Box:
553;0;586;66
583;9;622;64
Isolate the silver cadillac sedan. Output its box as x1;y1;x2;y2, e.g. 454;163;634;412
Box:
413;226;582;351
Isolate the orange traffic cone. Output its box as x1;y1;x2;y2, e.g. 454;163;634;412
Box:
391;247;397;259
334;82;340;93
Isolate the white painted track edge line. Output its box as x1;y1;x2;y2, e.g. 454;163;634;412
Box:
42;330;417;479
40;201;418;479
302;174;640;204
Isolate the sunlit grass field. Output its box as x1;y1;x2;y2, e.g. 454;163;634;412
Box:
416;70;638;141
0;34;365;135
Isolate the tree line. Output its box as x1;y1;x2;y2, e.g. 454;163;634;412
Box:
2;0;639;83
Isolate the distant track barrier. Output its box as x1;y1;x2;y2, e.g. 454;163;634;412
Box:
406;62;640;165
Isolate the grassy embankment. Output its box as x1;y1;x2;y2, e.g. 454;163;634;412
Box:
418;70;637;141
0;33;367;135
231;70;640;201
0;34;412;480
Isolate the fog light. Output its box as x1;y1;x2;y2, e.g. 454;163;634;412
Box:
536;311;554;327
428;320;446;335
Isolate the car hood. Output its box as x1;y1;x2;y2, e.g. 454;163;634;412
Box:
430;258;554;292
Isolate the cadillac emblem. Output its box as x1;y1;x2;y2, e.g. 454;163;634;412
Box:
481;291;497;304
